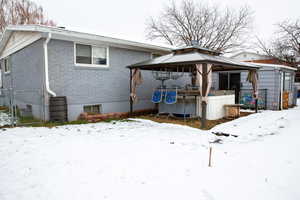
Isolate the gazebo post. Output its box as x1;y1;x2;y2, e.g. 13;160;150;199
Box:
201;63;208;129
255;99;258;113
129;68;133;115
255;69;258;113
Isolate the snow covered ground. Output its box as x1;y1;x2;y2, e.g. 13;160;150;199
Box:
0;101;299;200
0;111;12;127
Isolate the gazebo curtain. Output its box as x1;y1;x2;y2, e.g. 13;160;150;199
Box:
247;70;259;98
130;68;143;103
196;63;213;102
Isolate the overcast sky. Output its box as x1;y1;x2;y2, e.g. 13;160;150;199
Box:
34;0;299;47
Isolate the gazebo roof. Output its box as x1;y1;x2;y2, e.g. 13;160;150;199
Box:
128;46;260;72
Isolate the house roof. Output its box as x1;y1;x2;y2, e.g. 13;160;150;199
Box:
251;63;297;71
230;51;271;60
0;25;172;58
128;47;260;72
172;45;221;55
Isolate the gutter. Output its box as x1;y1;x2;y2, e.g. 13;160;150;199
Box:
43;32;56;97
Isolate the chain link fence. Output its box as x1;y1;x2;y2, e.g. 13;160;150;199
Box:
239;89;268;110
0;88;45;127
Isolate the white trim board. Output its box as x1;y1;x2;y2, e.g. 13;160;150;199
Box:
0;31;42;59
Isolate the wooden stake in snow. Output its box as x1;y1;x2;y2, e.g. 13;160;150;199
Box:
208;146;212;167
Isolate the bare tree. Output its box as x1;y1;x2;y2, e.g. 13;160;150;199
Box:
0;0;55;33
146;0;253;53
257;19;300;65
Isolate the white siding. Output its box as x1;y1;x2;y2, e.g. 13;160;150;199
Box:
0;31;42;59
231;52;269;61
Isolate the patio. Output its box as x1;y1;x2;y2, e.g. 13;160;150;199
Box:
128;46;260;128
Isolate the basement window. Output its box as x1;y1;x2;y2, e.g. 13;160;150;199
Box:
83;104;102;114
75;43;108;67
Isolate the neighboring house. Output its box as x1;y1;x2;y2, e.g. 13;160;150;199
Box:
211;52;297;110
0;25;171;121
233;52;300;98
230;51;272;62
294;60;300;97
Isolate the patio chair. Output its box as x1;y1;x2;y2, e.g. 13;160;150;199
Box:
152;89;163;103
164;88;177;104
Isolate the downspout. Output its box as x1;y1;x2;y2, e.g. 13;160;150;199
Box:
43;33;56;97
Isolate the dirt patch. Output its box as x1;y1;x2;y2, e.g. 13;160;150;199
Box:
136;112;253;130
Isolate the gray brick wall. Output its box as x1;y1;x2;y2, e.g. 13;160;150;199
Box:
48;39;161;120
0;39;45;119
0;38;200;121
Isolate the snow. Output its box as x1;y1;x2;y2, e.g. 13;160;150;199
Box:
0;111;12;126
0;100;299;200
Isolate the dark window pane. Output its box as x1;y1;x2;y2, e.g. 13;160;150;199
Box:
219;73;229;90
76;44;92;64
93;47;107;65
83;105;101;114
295;72;300;82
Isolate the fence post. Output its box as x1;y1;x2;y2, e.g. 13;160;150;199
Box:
9;88;14;127
264;89;267;110
208;146;212;167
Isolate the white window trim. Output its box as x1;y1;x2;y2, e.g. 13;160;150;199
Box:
83;104;102;114
74;42;110;68
283;72;292;91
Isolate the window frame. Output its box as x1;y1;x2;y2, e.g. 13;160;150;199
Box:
283;72;292;91
74;43;109;68
295;72;300;83
83;104;102;114
3;58;10;74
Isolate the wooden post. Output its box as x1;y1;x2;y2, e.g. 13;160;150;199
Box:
201;63;208;129
255;98;258;113
201;101;207;128
129;68;133;115
208;146;212;167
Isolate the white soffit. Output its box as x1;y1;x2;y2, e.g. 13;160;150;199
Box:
0;31;42;59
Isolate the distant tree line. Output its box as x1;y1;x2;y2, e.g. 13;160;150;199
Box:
0;0;55;34
0;0;299;66
257;19;300;66
146;0;300;66
146;0;253;53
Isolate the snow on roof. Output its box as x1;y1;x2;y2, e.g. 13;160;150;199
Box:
172;45;221;55
130;47;260;71
251;63;297;71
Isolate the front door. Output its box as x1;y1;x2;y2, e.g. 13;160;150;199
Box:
229;73;241;103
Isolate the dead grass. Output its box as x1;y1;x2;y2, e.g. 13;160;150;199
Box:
136;112;253;130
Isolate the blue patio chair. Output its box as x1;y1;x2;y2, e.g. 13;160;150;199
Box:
164;88;177;104
152;89;163;103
